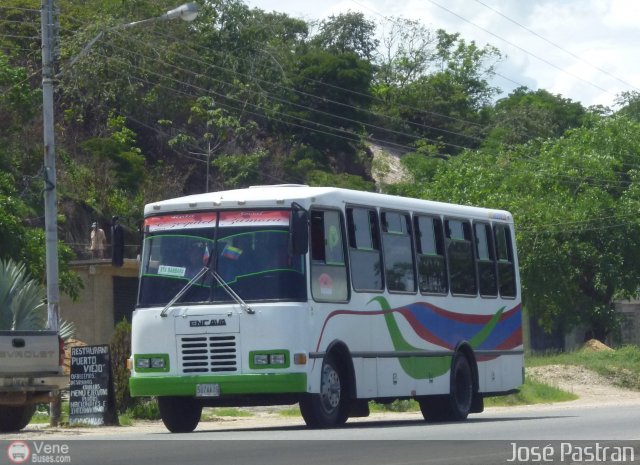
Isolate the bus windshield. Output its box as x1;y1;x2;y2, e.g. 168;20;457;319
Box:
137;210;306;307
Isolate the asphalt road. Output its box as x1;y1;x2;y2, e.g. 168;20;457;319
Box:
3;403;639;465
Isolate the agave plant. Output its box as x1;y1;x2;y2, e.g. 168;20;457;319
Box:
0;259;76;339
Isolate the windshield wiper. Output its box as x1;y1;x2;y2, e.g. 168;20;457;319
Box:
160;266;253;317
160;267;209;317
209;268;253;314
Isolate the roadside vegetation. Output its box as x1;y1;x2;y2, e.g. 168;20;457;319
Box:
3;0;640;344
36;345;640;427
484;378;578;407
527;344;640;391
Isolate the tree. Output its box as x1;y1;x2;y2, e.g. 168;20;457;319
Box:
311;11;378;61
286;48;374;161
483;87;587;148
616;91;640;122
392;116;640;342
375;18;437;89
372;29;501;155
167;96;255;193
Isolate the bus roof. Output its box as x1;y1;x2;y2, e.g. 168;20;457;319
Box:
144;185;513;223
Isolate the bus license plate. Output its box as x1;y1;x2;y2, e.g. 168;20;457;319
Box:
196;383;220;397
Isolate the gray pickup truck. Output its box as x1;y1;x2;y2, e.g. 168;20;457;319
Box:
0;330;69;431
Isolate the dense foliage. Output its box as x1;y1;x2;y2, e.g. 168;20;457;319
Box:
392;117;640;340
1;0;640;339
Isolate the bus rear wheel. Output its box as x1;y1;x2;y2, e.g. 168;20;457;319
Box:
158;396;202;433
419;354;473;422
300;354;348;428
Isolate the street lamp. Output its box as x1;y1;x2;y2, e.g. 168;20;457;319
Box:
40;1;199;332
69;2;199;68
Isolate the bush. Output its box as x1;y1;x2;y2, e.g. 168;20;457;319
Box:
126;398;161;420
110;319;134;413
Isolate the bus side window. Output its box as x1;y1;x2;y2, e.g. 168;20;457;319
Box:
347;207;383;291
414;215;448;294
310;210;348;301
445;218;477;296
474;222;498;297
494;225;517;297
381;211;416;292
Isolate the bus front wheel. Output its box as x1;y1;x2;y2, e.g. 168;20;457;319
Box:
299;354;348;428
158;396;202;433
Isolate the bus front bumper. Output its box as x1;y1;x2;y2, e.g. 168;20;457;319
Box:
129;373;307;397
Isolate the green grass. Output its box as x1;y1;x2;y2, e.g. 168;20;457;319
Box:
485;377;578;407
369;399;420;413
526;344;640;391
118;413;134;426
200;407;254;421
277;407;303;417
30;401;71;424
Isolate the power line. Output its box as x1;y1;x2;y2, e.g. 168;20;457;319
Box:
471;0;639;93
423;0;614;96
143;27;488;140
87;44;638;193
97;34;475;152
56;20;640;190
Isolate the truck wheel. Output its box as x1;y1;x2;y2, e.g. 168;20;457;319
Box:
0;404;36;432
299;354;349;428
158;396;202;433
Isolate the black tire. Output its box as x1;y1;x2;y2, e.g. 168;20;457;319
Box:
419;354;473;422
0;404;36;432
158;396;202;433
299;355;349;428
448;354;473;420
418;395;450;422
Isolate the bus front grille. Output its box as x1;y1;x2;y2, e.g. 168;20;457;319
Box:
179;335;237;373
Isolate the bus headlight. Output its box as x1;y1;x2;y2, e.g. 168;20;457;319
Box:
136;358;151;369
250;351;290;368
134;354;169;372
270;353;286;365
151;358;166;369
253;354;270;365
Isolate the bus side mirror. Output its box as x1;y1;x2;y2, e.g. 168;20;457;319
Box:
290;209;309;255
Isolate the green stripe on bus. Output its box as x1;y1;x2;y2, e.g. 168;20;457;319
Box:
370;296;505;380
129;373;307;397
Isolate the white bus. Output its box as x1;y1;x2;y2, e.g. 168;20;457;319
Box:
129;185;523;432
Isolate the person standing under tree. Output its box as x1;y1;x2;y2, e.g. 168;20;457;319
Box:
111;216;124;267
90;221;106;259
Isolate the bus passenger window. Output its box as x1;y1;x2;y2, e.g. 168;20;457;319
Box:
445;219;477;295
474;223;497;297
310;210;348;301
347;207;383;291
414;216;448;294
381;211;416;292
495;225;516;297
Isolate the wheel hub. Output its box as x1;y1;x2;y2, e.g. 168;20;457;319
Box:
320;364;341;411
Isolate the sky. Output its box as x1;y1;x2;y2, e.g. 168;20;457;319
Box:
243;0;639;109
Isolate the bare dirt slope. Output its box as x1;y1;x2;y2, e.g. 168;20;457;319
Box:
526;364;640;406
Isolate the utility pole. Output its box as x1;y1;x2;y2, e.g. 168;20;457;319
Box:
41;0;60;331
41;0;61;427
38;0;198;425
